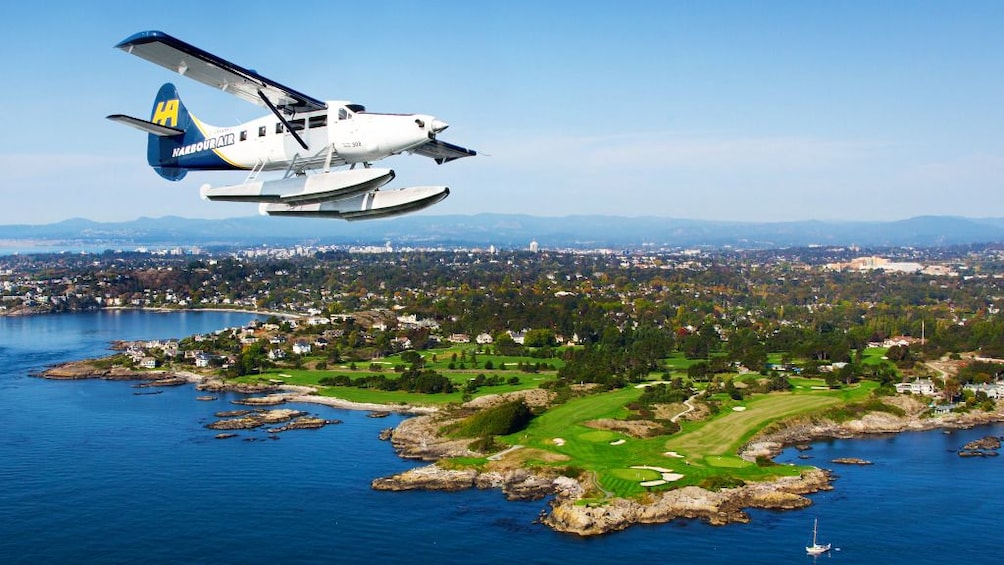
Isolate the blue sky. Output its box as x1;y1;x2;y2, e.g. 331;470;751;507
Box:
1;1;1002;224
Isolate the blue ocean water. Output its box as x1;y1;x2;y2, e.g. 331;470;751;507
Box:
1;311;1001;564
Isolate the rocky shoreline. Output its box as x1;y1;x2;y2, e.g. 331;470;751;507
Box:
37;359;1004;536
739;395;1004;461
370;392;1004;536
36;359;414;436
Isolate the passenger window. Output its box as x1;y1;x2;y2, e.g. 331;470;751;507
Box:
275;123;284;134
309;115;327;128
290;118;305;131
258;126;266;137
240;130;247;141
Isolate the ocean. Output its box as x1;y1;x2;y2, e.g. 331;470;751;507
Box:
1;310;1001;564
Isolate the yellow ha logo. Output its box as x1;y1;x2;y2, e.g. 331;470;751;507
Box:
152;99;179;127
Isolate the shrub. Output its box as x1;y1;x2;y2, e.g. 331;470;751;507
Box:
468;436;503;453
446;400;534;438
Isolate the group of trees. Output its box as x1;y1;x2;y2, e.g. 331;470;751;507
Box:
9;245;1004;393
319;368;455;394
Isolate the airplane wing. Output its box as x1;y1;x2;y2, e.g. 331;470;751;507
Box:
114;30;326;114
410;139;477;164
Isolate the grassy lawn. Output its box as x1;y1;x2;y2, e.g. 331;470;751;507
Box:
227;351;888;500
236;365;554;406
861;347;890;366
665;392;840;458
491;378;876;498
387;347;566;372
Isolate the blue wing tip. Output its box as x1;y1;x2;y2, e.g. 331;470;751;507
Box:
115;30;170;49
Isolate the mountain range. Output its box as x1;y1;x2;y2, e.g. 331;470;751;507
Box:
3;214;1004;251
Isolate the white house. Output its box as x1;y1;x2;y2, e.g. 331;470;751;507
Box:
895;378;938;396
292;341;312;355
448;333;471;344
964;382;1004;400
194;353;216;368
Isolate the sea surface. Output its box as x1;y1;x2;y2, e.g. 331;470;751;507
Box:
1;311;1001;564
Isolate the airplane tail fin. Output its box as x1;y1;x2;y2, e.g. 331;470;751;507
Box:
145;83;194;181
108;83;238;181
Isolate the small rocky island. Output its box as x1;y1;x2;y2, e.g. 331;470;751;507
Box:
958;435;1001;457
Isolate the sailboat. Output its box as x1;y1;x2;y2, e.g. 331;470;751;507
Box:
805;518;831;555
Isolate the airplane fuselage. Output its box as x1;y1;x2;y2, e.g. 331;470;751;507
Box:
177;102;444;173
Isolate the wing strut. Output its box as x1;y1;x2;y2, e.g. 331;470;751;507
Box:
258;90;309;151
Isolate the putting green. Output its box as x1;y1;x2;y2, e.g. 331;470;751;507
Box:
579;430;618;442
610;468;661;481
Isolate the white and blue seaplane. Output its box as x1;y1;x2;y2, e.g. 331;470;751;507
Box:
108;30;475;220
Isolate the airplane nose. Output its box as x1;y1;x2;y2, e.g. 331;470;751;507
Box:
431;119;449;133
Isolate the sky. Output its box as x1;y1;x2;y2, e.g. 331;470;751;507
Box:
1;1;1002;224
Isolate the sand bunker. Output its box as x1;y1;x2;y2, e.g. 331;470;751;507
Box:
610;439;626;446
552;438;566;446
632;465;684;484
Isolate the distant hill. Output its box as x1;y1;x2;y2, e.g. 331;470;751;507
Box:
2;214;1004;251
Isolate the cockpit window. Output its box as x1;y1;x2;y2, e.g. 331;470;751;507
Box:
346;104;366;113
338;108;351;120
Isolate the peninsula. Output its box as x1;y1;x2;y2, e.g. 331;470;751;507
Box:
14;244;1004;535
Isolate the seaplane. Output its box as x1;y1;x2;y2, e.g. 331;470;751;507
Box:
107;31;475;220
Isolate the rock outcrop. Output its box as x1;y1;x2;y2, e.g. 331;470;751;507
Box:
542;469;830;536
959;435;1002;457
372;465;562;501
206;408;308;430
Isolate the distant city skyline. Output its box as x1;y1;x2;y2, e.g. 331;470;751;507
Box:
1;1;1002;224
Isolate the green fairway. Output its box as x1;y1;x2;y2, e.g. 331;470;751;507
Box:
238;355;881;499
495;384;849;497
665;393;841;458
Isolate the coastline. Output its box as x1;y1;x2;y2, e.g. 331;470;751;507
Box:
370;392;1004;536
2;304;299;320
38;360;437;416
36;358;1004;537
100;305;301;320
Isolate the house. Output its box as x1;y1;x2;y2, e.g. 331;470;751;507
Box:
292;341;311;355
895;378;938;396
475;333;494;345
314;337;329;349
139;357;157;369
964;382;1004;400
194;353;216;368
448;333;471;344
268;349;286;361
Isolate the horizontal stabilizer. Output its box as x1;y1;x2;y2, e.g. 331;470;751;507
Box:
201;168;395;204
411;139;477;164
260;186;449;221
107;114;184;136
